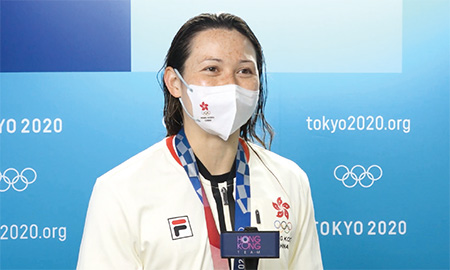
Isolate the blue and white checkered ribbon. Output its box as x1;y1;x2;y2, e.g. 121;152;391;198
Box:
174;128;250;270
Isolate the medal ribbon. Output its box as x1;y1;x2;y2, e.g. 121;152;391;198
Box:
174;128;250;270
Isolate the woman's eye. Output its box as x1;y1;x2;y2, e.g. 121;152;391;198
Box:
239;68;253;74
205;66;218;72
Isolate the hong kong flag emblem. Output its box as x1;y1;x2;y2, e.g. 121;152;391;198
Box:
273;197;290;219
200;102;209;111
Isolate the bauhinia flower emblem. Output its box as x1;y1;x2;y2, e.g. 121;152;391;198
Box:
272;197;290;219
200;102;209;111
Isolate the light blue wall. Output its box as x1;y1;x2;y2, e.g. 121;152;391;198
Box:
1;0;448;269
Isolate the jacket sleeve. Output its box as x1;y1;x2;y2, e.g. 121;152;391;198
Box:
77;178;142;270
289;170;323;269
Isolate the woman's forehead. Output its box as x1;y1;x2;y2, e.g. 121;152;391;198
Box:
188;28;257;63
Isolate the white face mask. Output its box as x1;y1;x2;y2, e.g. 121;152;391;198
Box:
174;69;260;141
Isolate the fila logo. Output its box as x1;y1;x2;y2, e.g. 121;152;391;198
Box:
168;216;193;240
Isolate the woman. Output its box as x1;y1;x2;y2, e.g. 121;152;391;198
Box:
77;13;322;270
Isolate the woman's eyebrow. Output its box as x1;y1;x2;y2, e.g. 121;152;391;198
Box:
240;59;255;64
199;58;255;64
201;57;222;63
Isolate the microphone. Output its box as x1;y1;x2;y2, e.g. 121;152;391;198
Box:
243;227;260;270
221;227;280;270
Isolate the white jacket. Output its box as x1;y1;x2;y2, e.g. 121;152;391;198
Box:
77;137;323;270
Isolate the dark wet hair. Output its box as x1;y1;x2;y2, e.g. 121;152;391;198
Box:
160;13;273;148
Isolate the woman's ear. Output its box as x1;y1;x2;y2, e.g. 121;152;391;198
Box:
164;67;182;98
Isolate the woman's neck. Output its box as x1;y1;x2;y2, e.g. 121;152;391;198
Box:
184;118;239;175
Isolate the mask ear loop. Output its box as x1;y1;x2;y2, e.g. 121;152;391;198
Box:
174;69;193;92
174;69;200;122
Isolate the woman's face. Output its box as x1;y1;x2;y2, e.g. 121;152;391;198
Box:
181;28;259;91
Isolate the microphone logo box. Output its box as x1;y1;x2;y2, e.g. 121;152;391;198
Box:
221;231;280;258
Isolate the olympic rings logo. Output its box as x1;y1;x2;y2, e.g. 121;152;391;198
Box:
0;168;37;192
334;165;382;188
274;220;292;233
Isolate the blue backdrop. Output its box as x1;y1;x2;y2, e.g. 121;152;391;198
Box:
1;0;449;269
